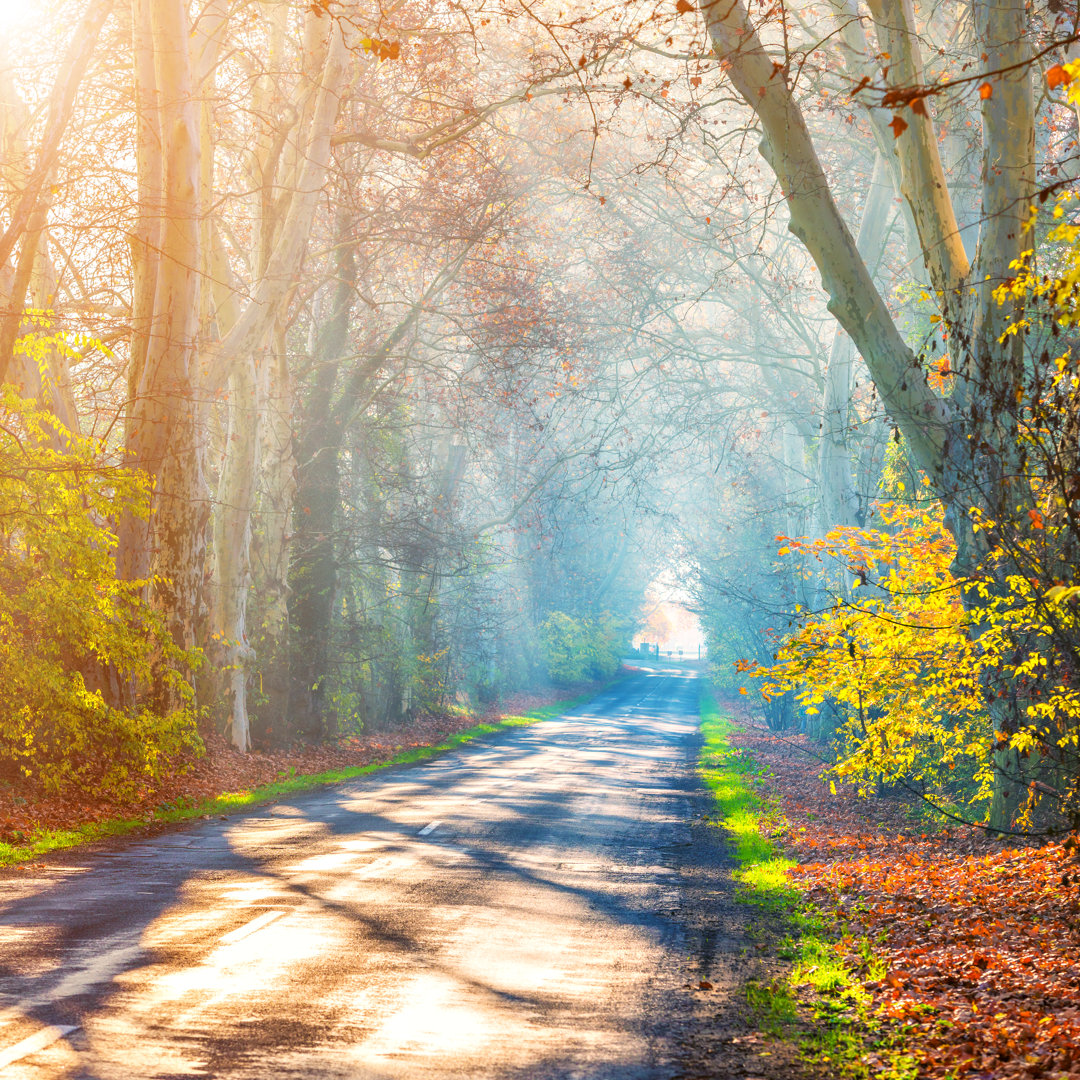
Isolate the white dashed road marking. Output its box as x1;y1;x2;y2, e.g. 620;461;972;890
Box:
219;910;286;944
0;1025;78;1069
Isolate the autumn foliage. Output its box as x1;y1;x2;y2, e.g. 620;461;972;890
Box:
728;712;1080;1080
751;479;1080;831
0;383;199;800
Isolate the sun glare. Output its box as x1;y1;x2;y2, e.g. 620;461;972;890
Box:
0;0;40;32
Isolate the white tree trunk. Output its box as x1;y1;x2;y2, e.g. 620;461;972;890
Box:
212;352;260;751
816;152;894;534
863;0;970;301
698;0;951;492
202;10;346;748
258;319;297;651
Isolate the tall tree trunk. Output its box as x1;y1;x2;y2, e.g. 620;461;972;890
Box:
252;318;296;744
117;0;206;664
211;353;260;751
697;0;951;497
697;0;1038;829
0;0;111;384
287;226;355;741
202;11;345;748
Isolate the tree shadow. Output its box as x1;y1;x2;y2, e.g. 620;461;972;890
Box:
0;668;731;1078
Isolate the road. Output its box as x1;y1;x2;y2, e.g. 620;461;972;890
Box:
0;664;760;1080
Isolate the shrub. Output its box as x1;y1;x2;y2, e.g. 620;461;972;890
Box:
0;387;201;800
539;610;624;685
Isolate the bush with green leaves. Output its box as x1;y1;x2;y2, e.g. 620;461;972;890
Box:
539;611;624;685
0;387;201;800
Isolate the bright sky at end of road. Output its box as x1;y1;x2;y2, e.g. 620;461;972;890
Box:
636;574;703;655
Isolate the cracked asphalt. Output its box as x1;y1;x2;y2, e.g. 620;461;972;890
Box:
0;663;788;1080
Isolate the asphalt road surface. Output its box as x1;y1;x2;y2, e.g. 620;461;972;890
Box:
0;664;762;1080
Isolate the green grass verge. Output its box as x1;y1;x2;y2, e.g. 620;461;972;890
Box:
698;687;795;903
698;685;916;1080
0;686;605;868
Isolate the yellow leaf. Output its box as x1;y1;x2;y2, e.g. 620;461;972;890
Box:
1046;585;1080;604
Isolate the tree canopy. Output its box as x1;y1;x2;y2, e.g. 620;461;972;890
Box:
0;0;1076;833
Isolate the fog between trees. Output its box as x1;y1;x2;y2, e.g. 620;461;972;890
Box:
0;0;1078;832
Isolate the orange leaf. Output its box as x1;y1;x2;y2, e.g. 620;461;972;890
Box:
675;0;694;11
978;82;993;99
889;114;908;137
1047;64;1072;90
1028;508;1044;530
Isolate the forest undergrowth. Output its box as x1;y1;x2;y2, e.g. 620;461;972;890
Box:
0;681;609;867
712;689;1080;1080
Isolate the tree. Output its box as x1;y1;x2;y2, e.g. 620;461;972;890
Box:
688;0;1067;827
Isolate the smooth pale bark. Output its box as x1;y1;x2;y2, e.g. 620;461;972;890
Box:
236;6;293;743
249;1;289;283
863;0;970;301
816;152;894;534
780;420;812;545
824;0;927;280
698;0;950;490
204;10;345;750
202;230;257;747
251;318;296;741
193;0;228;334
201;15;346;396
213;352;260;751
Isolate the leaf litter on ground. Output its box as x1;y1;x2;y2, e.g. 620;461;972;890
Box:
720;692;1080;1080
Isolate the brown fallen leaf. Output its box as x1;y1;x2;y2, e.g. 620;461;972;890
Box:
718;695;1080;1080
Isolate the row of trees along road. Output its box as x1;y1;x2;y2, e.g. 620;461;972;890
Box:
0;0;1078;833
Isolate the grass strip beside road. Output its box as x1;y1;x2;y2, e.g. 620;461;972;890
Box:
698;685;913;1079
698;685;794;900
0;688;602;868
